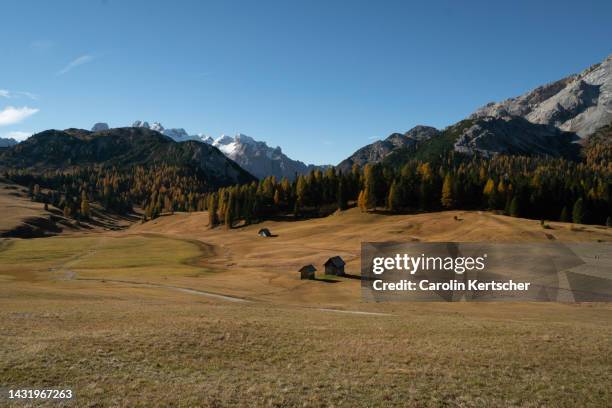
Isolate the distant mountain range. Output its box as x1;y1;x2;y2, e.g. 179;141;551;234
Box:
0;137;18;148
130;120;206;143
0;127;255;188
339;54;612;168
208;133;326;180
126;120;325;180
4;54;610;179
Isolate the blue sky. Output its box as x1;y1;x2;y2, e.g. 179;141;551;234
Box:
1;0;611;165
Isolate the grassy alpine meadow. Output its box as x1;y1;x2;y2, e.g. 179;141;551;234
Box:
1;209;611;407
0;234;211;283
1;285;611;407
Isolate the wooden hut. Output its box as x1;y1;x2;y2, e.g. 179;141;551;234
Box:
299;264;316;280
324;256;346;276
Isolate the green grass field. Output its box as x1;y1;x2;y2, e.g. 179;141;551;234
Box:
0;235;210;282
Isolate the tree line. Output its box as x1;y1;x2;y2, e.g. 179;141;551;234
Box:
205;152;611;228
3;164;212;221
3;151;610;227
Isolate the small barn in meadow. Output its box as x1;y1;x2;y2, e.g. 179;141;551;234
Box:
258;228;272;237
324;256;346;276
299;264;316;280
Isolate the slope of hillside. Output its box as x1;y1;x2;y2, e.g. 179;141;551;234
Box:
584;123;612;164
337;125;439;171
0;180;135;237
0;181;57;237
453;116;580;158
0;127;256;186
130;208;612;304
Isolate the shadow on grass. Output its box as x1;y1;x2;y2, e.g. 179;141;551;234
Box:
313;277;340;284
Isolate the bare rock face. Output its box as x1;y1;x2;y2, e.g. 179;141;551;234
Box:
472;54;612;138
91;122;109;132
337;125;439;172
131;120;150;129
213;133;326;181
0;137;18;148
454;116;580;158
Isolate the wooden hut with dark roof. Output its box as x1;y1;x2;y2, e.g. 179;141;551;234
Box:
324;256;346;276
299;264;316;280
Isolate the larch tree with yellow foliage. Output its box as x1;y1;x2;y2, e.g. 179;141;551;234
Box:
441;174;453;209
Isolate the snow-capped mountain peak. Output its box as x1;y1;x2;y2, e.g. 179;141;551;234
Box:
234;133;256;145
132;120;164;133
129;122;326;180
209;133;325;179
132;120;150;129
214;134;235;146
131;120;203;142
150;122;164;132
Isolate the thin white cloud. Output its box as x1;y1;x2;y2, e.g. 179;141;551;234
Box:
0;106;39;126
18;91;39;100
57;54;95;75
30;39;55;51
3;131;32;141
0;89;38;100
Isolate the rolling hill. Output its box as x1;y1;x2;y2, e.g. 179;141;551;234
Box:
0;127;256;187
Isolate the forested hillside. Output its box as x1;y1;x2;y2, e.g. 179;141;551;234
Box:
204;148;611;228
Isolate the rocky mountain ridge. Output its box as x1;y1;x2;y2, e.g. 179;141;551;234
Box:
339;54;612;167
209;133;325;180
471;54;612;137
337;125;439;172
128;120;326;180
0;137;18;148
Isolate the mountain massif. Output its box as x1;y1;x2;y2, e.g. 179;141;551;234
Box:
130;120;205;143
337;126;439;172
339;54;612;169
0;127;255;187
471;54;612;137
128;120;325;180
209;133;325;180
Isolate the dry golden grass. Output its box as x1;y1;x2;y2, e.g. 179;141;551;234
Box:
0;182;49;235
0;181;136;238
128;208;612;305
1;284;611;407
1;208;611;407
